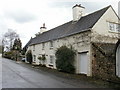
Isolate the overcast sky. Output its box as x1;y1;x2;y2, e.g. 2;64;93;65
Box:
0;0;119;47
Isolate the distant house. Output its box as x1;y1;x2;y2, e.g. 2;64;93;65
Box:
25;4;120;77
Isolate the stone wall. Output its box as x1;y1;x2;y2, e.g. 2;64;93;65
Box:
91;43;120;81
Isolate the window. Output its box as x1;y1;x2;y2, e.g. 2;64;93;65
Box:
42;43;45;50
109;22;115;31
50;41;53;49
50;55;54;64
33;55;36;62
116;24;120;32
33;45;35;51
108;22;120;32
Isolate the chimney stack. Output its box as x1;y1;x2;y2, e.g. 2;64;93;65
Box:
72;4;85;21
40;23;47;34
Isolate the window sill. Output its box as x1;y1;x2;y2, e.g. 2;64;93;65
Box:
49;64;53;67
108;30;120;34
50;47;53;49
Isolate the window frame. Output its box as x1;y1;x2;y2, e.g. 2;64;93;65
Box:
116;24;120;32
42;43;45;50
49;55;54;64
33;55;36;62
109;22;115;32
50;41;54;49
108;22;120;33
33;45;35;51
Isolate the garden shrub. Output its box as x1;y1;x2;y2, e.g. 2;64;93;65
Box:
3;51;13;59
55;45;76;73
38;54;46;66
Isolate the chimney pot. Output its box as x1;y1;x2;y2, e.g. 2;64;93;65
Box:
40;23;47;33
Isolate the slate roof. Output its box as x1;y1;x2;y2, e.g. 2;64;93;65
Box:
92;43;116;56
23;38;33;51
27;5;111;46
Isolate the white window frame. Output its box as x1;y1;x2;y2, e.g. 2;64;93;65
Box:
116;24;120;32
109;22;115;32
42;43;45;50
49;55;54;64
33;45;35;51
33;55;36;62
50;41;54;49
108;22;120;33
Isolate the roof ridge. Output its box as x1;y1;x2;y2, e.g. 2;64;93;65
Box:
83;5;111;18
78;5;111;28
34;20;72;37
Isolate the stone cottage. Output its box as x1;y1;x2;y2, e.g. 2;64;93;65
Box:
24;4;120;77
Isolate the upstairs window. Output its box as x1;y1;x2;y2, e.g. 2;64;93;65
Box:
108;22;120;33
33;45;35;51
42;43;45;50
116;24;120;32
109;22;115;31
50;41;54;49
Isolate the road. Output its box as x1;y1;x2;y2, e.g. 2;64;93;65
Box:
0;54;2;89
1;56;98;88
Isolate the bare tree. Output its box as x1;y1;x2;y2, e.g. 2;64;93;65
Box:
2;29;19;51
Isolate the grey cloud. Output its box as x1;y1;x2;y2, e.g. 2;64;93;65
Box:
118;1;120;17
49;2;110;14
0;16;8;35
48;2;83;8
5;10;37;23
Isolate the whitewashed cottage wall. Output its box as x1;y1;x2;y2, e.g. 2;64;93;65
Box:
26;31;92;76
92;7;119;43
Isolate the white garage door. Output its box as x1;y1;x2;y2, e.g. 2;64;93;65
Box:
79;53;88;74
116;44;120;77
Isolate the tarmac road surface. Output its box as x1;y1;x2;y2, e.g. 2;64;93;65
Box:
1;57;98;88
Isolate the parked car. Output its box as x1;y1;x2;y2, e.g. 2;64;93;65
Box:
21;57;26;62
